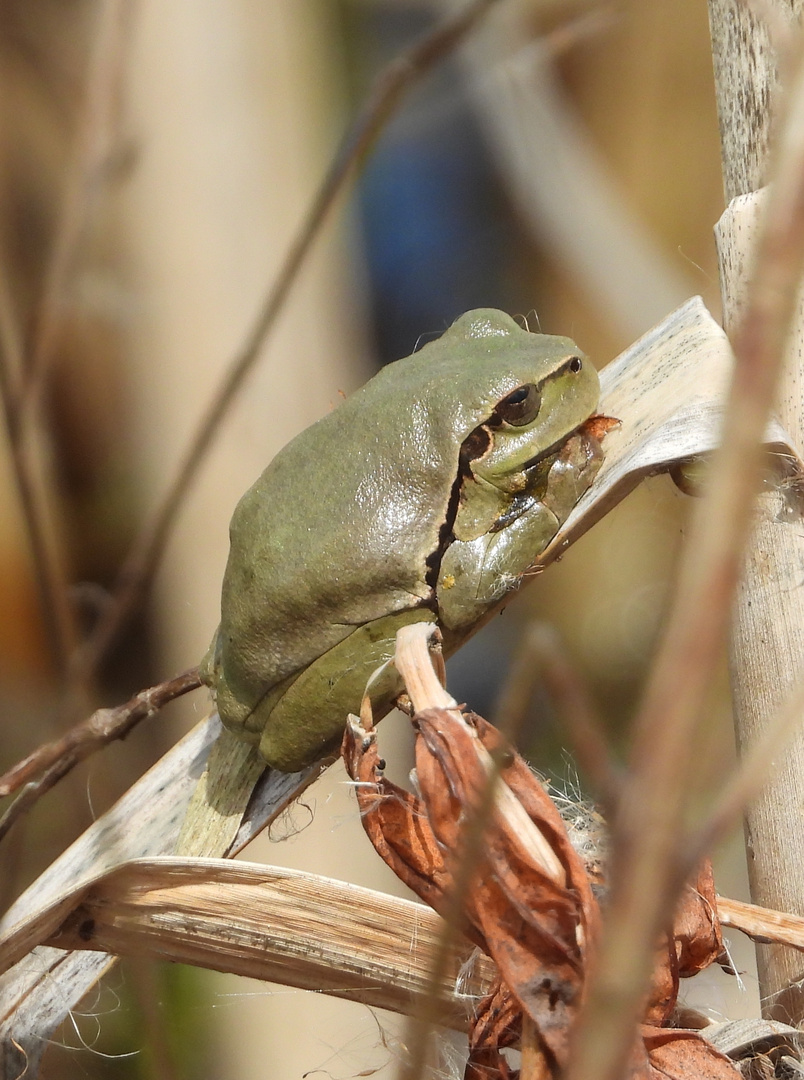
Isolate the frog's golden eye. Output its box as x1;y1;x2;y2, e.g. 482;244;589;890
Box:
569;356;583;373
497;383;541;426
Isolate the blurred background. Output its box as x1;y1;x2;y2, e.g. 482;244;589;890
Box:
0;0;753;1076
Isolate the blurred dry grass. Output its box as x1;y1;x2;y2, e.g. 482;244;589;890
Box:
0;1;754;1077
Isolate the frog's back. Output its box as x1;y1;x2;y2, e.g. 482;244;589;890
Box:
215;385;453;700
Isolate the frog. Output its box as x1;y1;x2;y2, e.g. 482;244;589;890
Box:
200;308;605;772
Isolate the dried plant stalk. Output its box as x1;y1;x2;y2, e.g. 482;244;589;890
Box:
709;0;804;1018
566;25;804;1080
707;0;792;202
718;894;804;953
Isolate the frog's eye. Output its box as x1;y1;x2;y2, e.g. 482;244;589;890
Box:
497;383;541;426
569;356;583;373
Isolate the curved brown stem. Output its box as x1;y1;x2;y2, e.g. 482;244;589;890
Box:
0;668;203;845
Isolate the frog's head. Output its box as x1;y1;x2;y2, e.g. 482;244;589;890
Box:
431;309;599;493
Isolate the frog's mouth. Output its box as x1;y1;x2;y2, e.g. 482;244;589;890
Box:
521;411;618;477
490;415;614;533
466;415;592;493
479;411;618;484
425;413;614;589
519;424;588;476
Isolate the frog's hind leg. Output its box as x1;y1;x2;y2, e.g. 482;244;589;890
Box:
257;608;437;772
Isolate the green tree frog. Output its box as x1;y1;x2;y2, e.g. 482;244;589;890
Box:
201;309;604;771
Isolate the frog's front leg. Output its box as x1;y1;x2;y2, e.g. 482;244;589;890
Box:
435;427;605;634
435;501;560;633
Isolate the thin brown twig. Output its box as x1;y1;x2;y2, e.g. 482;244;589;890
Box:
69;0;505;690
0;667;202;844
20;0;135;414
0;0;135;676
0;270;76;672
394;623;540;1080
566;32;804;1080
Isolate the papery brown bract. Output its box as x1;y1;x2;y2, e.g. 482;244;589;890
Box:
341;715;451;916
673;861;724;978
411;709;599;1068
343;707;597;1071
468;974;522;1058
642;1028;738;1079
342;708;737;1079
644;860;726;1028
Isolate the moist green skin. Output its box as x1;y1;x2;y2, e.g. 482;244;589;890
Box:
200;308;602;771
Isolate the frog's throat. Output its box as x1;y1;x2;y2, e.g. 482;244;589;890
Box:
475;417;592;492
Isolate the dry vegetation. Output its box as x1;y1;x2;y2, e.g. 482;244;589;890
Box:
2;1;804;1078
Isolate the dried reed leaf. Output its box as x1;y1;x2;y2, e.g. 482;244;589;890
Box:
0;717;317;1073
541;295;801;572
0;858;493;1032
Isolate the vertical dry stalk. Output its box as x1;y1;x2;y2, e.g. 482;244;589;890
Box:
565;28;804;1080
708;0;791;203
0;273;76;673
21;0;135;416
709;0;804;1019
0;0;135;678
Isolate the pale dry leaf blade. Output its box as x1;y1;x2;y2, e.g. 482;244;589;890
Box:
540;295;802;568
0;718;217;1072
0;716;319;1072
1;857;494;1030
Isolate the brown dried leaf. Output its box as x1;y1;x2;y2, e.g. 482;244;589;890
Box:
345;704;733;1079
642;1027;739;1079
343;705;596;1067
645;860;724;1028
411;707;599;1068
469;974;521;1050
673;861;724;978
464;975;524;1080
341;715;450;914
